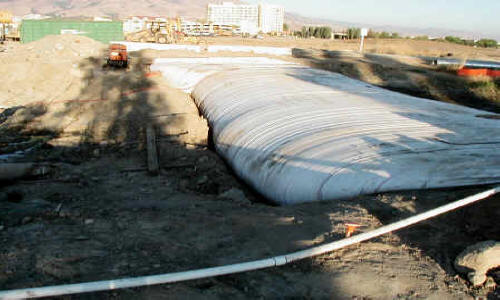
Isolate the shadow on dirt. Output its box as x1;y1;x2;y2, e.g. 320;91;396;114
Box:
0;49;230;288
0;49;348;299
284;60;500;297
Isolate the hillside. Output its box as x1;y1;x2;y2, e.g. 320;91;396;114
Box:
0;0;213;19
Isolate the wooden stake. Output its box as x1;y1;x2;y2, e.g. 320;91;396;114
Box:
146;124;159;175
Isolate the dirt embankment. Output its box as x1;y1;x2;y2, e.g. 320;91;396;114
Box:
289;49;500;113
0;36;499;299
0;35;106;108
203;36;500;61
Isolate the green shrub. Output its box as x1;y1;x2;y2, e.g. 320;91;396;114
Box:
413;35;429;40
475;39;498;48
445;36;463;44
379;31;391;39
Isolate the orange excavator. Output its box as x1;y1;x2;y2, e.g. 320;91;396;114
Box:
106;43;128;68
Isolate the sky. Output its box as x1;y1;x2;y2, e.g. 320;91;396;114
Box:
247;0;500;39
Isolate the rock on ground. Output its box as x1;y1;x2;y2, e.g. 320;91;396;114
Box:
454;240;500;286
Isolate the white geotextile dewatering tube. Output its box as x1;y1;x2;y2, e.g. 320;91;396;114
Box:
1;186;498;299
152;58;500;205
109;42;292;56
150;57;299;93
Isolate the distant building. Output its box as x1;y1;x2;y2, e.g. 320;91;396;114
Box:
123;16;149;33
11;16;22;26
207;2;259;31
22;14;50;20
123;16;167;33
179;19;239;36
259;3;284;33
207;2;284;34
93;16;112;22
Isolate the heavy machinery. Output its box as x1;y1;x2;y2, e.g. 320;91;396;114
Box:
4;26;20;41
0;10;12;43
106;43;128;68
0;10;20;42
126;20;179;44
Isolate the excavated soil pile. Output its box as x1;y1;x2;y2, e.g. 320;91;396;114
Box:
0;35;105;108
0;35;207;157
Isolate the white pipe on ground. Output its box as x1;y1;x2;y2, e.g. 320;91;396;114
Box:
0;186;498;299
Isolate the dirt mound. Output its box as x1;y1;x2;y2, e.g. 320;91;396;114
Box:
3;35;104;63
0;35;106;108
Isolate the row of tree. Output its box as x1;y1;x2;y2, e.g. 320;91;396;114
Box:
366;30;400;39
294;26;332;39
364;28;497;48
288;24;498;48
444;35;498;48
293;25;498;48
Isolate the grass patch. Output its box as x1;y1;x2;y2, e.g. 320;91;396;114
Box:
467;79;500;103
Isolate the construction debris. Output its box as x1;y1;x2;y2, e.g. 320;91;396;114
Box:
454;240;500;286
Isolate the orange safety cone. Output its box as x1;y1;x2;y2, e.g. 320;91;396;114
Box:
345;223;362;238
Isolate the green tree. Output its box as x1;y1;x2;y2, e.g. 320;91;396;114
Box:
413;35;428;40
283;23;289;32
347;27;361;39
322;26;332;39
445;36;463;44
296;26;332;39
391;32;400;39
379;31;391;39
476;39;498;48
318;27;324;38
463;39;475;46
313;27;321;38
301;26;307;38
309;27;315;38
367;29;379;38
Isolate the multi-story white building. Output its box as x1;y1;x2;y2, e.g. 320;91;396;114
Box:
207;2;284;34
207;2;259;30
259;3;284;33
180;20;236;36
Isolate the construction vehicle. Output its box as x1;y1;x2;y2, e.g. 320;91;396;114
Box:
0;10;20;42
106;43;128;68
125;18;199;44
126;20;179;44
0;10;12;43
4;26;20;41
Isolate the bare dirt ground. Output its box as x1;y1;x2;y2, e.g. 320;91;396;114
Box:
1;36;499;299
288;49;500;113
202;37;500;61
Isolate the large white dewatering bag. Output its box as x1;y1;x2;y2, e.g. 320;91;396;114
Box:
152;57;500;205
111;43;292;56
